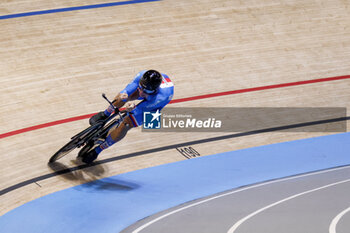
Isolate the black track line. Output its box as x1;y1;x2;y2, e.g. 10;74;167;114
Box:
1;116;349;196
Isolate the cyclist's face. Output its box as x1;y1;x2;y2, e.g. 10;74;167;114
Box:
138;87;149;98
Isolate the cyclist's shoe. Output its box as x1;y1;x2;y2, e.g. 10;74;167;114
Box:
77;142;93;158
82;147;99;164
78;135;115;164
78;140;103;164
89;111;108;125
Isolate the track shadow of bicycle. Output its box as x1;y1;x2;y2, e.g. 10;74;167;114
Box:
47;160;139;192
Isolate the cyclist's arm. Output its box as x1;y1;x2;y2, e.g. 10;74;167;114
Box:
131;95;169;116
107;72;144;113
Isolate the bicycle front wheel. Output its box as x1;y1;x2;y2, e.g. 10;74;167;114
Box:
49;122;105;163
49;137;80;163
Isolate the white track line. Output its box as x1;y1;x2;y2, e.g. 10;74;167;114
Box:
329;206;350;233
131;166;350;233
227;178;350;233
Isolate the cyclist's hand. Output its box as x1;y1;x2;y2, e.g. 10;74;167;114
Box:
124;102;136;112
120;93;128;101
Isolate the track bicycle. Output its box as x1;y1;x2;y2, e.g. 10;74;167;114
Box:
49;94;128;163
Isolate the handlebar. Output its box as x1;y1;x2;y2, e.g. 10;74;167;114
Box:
102;93;145;113
102;93;118;111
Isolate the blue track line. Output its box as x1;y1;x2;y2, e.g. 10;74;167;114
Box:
0;0;161;20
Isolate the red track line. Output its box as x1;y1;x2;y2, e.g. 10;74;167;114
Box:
170;75;350;103
0;113;96;139
1;75;349;139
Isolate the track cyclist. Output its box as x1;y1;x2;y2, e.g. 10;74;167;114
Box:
79;70;174;164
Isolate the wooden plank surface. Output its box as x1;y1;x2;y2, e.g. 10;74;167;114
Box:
0;0;350;215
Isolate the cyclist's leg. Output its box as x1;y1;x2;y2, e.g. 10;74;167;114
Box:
97;113;142;152
81;115;138;164
108;116;134;143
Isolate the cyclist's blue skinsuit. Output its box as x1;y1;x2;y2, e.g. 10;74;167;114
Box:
121;70;174;127
88;71;174;160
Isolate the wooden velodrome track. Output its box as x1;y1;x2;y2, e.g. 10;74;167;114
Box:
1;0;350;218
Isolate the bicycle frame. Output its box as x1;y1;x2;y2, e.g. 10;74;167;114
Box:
49;94;141;163
89;111;127;143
